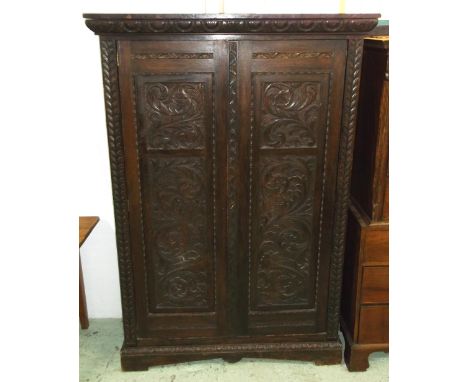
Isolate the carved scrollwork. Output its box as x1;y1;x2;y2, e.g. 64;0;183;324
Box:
142;82;206;150
254;156;316;308
149;157;211;309
132;52;213;60
227;41;241;330
260;82;321;148
253;51;334;59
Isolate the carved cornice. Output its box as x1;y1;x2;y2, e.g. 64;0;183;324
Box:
85;15;379;35
99;39;137;346
327;38;364;339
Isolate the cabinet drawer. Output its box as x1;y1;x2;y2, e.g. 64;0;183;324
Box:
361;266;388;304
358;305;389;344
363;229;388;264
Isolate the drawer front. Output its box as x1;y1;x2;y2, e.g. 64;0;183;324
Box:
363;228;388;264
358;305;389;344
361;266;388;304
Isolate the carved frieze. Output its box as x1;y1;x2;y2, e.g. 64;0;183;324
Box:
253;51;334;59
132;52;213;60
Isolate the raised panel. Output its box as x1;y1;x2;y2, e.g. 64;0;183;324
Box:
141;82;207;150
145;156;212;311
358;305;389;344
252;155;317;309
134;74;215;314
250;72;331;315
259;81;321;149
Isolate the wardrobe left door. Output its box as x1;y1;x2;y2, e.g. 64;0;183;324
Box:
117;39;229;345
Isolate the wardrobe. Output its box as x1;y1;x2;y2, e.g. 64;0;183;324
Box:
84;13;379;370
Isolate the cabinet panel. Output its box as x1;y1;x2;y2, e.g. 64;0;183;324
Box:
363;229;389;264
134;74;215;313
238;40;347;334
358;305;389;344
252;154;317;310
118;40;228;339
361;266;389;304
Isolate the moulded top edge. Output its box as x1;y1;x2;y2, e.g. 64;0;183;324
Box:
84;13;380;35
83;13;381;20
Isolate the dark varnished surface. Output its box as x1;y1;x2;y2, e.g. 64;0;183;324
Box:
84;13;380;20
351;37;389;222
87;13;378;370
84;13;379;35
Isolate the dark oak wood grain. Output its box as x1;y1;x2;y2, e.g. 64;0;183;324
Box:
85;13;380;371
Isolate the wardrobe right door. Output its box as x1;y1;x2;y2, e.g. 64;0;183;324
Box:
235;39;347;336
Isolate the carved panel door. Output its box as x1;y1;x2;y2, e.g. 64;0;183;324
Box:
117;38;347;343
118;40;229;343
234;40;347;336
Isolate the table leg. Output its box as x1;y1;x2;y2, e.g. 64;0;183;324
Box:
79;254;89;329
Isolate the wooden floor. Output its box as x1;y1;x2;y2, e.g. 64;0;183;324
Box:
80;319;388;382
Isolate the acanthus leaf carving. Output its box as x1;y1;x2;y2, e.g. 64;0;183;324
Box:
142;82;206;150
149;157;211;309
254;156;316;308
260;81;321;148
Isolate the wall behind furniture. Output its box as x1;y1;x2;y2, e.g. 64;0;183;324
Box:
79;0;387;318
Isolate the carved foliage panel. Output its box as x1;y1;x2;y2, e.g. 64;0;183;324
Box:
253;155;317;308
140;80;208;150
251;73;330;311
134;74;214;312
259;81;322;148
146;157;212;310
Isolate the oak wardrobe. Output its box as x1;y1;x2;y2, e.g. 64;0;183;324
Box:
84;13;379;370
